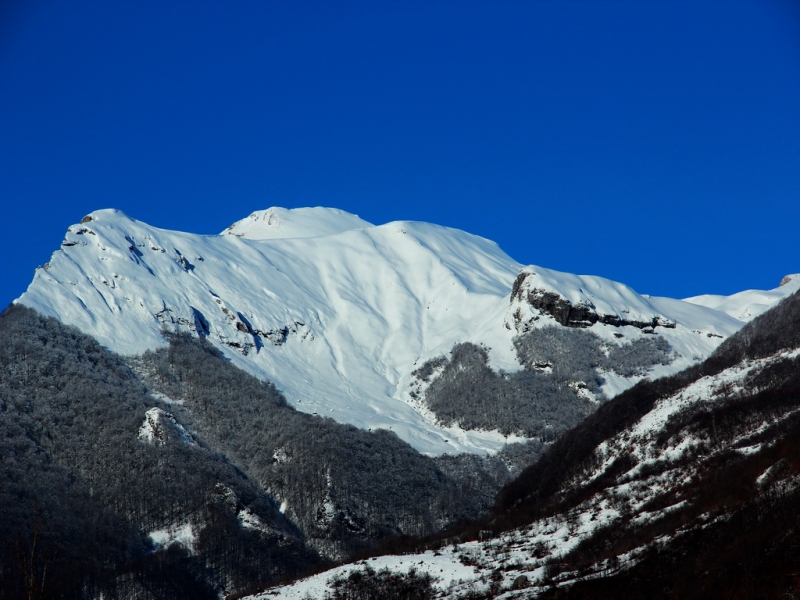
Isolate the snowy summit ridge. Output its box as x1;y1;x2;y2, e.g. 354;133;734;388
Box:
222;206;373;240
16;207;800;456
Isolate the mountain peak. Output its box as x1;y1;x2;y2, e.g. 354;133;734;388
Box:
221;206;373;240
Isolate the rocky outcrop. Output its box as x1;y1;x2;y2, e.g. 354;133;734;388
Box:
153;296;314;356
509;270;676;332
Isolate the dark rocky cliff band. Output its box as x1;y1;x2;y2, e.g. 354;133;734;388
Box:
511;271;676;331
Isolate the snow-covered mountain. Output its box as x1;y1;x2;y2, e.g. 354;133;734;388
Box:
16;207;800;455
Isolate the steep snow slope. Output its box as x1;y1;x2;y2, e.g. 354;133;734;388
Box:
16;207;796;455
684;273;800;321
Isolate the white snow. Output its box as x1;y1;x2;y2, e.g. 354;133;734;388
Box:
507;266;678;330
683;273;800;321
149;523;196;554
138;407;195;446
222;206;373;240
249;549;479;600
149;390;183;405
17;207;795;456
238;507;271;534
630;346;800;441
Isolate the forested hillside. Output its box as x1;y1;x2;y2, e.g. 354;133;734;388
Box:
130;333;529;560
0;305;317;599
0;305;541;599
414;326;673;438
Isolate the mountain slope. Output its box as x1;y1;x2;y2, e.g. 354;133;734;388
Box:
16;207;798;455
684;273;800;321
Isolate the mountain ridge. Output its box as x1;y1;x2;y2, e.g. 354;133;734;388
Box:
16;207;800;455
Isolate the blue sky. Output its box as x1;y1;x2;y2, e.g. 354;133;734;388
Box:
2;0;799;309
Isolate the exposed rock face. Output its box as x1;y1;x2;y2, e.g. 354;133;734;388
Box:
509;270;676;332
153;297;314;356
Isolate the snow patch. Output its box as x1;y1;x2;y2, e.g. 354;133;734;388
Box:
138;407;195;446
238;508;271;534
149;523;196;554
149;390;182;405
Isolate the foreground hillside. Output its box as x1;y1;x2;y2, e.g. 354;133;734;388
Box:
253;289;800;599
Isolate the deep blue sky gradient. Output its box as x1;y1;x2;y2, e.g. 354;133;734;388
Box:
2;0;799;309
